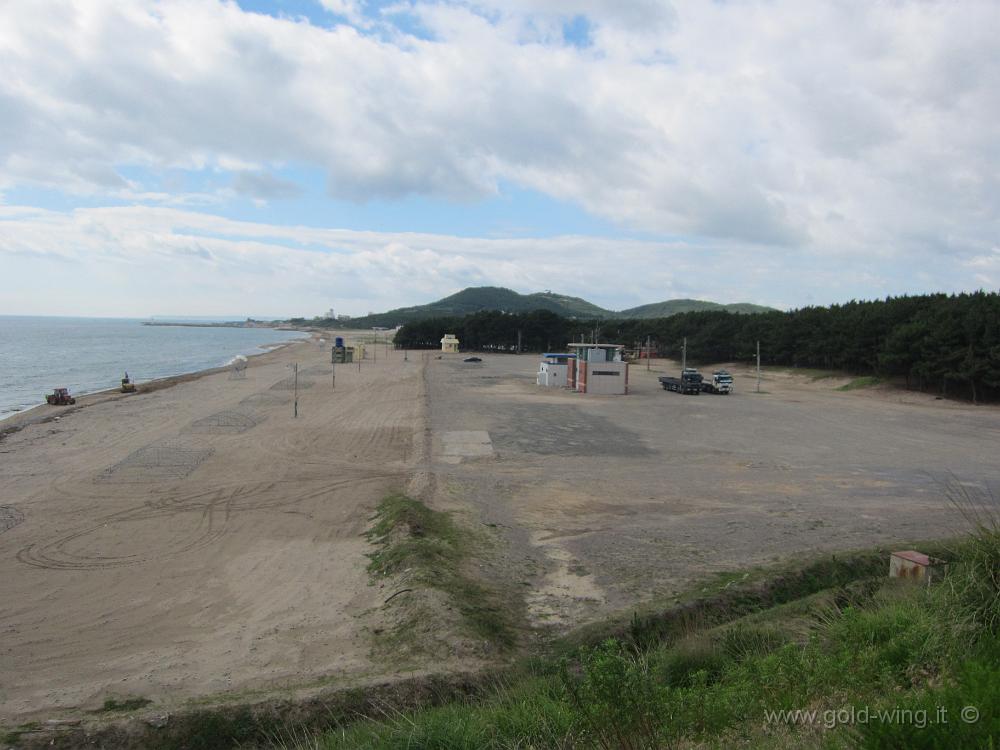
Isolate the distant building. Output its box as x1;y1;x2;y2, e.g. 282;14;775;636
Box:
324;308;335;319
441;334;460;353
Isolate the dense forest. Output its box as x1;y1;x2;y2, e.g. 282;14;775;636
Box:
395;291;1000;402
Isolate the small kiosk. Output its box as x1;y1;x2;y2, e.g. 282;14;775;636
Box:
441;334;460;353
567;343;628;395
537;353;577;388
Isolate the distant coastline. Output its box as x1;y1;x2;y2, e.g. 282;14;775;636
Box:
0;317;311;418
141;320;286;329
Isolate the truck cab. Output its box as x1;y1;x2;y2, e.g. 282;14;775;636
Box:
704;370;734;394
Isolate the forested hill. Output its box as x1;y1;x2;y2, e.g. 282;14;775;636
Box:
394;291;1000;403
301;287;774;328
618;299;773;317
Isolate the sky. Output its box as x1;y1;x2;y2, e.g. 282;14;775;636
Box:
1;0;998;318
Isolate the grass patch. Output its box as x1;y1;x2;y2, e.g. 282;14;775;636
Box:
2;722;41;745
94;696;153;713
556;550;888;656
365;493;516;650
782;367;842;380
837;375;882;391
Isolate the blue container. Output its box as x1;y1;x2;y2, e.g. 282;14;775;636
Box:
335;336;344;348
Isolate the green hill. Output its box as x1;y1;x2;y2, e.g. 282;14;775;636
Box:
319;287;774;328
619;299;776;317
409;286;610;318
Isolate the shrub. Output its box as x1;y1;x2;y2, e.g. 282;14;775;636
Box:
715;624;789;663
657;636;728;688
943;482;1000;637
561;640;668;750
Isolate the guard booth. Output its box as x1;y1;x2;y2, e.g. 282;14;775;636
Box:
537;353;576;387
332;345;354;363
567;343;628;395
441;334;460;353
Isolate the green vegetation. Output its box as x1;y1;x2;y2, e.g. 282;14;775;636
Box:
309;286;773;329
305;519;999;749
366;494;517;649
837;376;882;391
95;696;153;713
619;298;774;318
2;722;41;745
396;291;1000;402
779;367;841;380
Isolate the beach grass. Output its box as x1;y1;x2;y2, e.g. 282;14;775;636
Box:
366;493;517;650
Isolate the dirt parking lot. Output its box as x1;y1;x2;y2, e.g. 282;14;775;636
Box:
426;354;1000;628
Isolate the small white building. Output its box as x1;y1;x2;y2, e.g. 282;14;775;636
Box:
537;353;576;387
567;343;629;395
889;550;947;583
441;333;460;353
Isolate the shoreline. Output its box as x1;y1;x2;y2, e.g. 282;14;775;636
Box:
140;322;296;329
0;330;316;436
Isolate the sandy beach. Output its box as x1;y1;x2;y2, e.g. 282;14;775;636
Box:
0;333;422;721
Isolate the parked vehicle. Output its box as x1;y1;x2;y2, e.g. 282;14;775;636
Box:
659;368;703;395
702;369;734;394
45;387;76;405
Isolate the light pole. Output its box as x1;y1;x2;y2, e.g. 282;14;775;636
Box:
756;340;761;393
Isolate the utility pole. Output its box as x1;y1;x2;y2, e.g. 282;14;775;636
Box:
756;340;761;393
373;334;377;364
682;337;687;371
646;335;651;371
292;362;299;418
516;329;522;354
332;357;335;390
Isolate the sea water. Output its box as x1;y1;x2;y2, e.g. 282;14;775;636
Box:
0;316;310;416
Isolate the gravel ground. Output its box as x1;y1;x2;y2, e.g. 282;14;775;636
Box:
425;353;1000;630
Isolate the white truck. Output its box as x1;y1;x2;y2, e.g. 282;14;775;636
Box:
701;370;734;394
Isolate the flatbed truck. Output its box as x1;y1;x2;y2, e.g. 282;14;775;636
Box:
659;368;703;395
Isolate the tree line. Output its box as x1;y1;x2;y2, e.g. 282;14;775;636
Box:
395;291;1000;402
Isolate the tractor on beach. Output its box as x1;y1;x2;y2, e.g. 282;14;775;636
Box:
45;387;76;406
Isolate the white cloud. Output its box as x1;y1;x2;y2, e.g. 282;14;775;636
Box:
0;0;998;311
1;204;994;318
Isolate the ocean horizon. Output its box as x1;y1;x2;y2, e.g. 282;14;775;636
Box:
0;315;309;417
